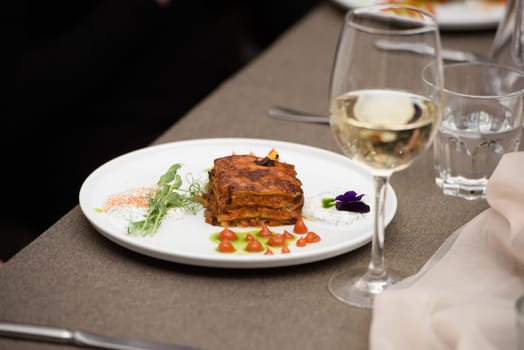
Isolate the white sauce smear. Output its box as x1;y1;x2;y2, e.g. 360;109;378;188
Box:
302;192;369;227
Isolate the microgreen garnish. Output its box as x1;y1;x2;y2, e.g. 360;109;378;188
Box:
322;191;370;213
128;163;204;236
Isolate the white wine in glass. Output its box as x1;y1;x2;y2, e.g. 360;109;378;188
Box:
328;5;444;308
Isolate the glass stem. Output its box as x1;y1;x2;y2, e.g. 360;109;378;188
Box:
367;175;389;278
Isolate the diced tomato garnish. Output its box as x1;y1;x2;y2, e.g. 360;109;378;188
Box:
281;244;290;254
264;247;274;255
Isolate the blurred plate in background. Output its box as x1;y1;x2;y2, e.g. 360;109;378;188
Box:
331;0;506;31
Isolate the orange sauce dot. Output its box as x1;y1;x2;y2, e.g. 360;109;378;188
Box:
218;239;235;253
296;237;307;247
218;228;238;241
293;217;308;234
305;231;321;243
268;234;285;247
257;223;272;237
283;230;295;240
246;240;263;252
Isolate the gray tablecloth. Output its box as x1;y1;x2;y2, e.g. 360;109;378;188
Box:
0;4;506;350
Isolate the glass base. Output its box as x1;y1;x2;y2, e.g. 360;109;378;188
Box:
328;268;401;308
435;176;487;200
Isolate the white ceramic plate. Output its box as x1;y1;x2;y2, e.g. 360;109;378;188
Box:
79;138;397;268
331;0;506;31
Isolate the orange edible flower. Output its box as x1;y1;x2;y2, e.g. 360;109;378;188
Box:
267;149;279;161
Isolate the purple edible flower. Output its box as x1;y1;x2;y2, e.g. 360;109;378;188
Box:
334;191;370;213
335;191;364;203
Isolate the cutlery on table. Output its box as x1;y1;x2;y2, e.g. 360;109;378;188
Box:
0;321;197;350
268;42;485;125
374;39;485;62
267;106;329;124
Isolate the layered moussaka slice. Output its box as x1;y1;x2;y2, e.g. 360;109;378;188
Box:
203;152;304;227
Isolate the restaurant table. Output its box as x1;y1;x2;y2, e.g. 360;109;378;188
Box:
1;3;518;350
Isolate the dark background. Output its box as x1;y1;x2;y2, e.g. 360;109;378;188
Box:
2;0;323;261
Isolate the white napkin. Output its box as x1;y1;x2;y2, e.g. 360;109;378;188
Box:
370;151;524;350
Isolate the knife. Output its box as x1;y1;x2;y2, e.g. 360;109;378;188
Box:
0;321;198;350
374;39;485;62
268;106;329;124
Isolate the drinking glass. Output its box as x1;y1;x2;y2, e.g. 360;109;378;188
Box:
428;62;524;200
517;295;524;350
328;5;444;308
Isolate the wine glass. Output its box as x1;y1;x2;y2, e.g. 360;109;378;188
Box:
328;5;444;308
